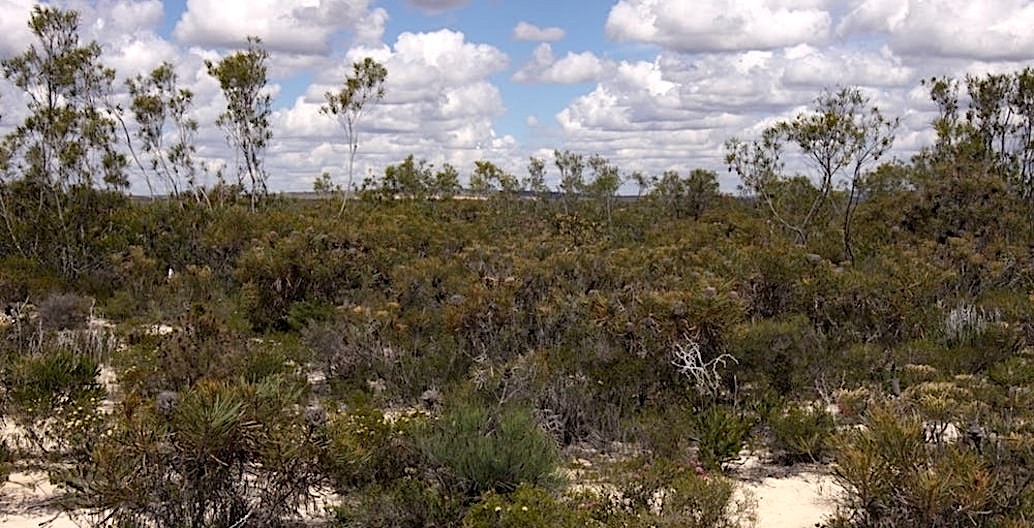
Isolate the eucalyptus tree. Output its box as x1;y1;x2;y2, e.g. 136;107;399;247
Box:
0;6;127;274
726;87;897;260
205;37;272;210
586;153;621;222
320;57;387;208
126;62;199;200
649;169;719;220
471;159;518;197
554;149;585;195
524;156;549;196
432;163;461;198
921;69;1034;205
554;149;584;213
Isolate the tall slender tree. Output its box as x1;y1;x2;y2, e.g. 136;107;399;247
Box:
126;62;199;201
0;6;127;274
320;57;387;211
205;36;272;210
726;87;897;260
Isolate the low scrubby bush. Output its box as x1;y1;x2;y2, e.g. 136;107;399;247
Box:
691;404;754;470
2;325;104;459
38;291;92;330
57;376;326;528
333;478;465;528
767;403;835;463
829;402;1034;527
579;456;755;528
419;401;561;498
463;484;585;528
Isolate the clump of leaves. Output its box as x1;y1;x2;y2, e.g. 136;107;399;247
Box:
767;403;835;464
830;402;1034;527
419;401;561;498
57;375;326;528
691;404;754;471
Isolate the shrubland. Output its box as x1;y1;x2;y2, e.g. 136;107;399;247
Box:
1;5;1034;527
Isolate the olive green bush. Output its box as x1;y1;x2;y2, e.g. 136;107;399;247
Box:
829;402;1034;527
767;403;836;464
1;322;105;459
578;457;755;528
690;404;754;471
333;478;465;528
463;484;586;528
58;376;326;528
419;401;561;498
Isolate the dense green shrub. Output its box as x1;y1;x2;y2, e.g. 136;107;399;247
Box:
114;304;299;396
322;405;424;489
690;404;754;471
333;478;465;528
729;315;826;396
1;324;105;459
767;403;835;463
419;401;561;498
579;457;755;528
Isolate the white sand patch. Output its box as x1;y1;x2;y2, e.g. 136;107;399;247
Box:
1;471;77;528
740;471;840;528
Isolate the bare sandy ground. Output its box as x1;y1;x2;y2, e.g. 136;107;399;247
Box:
742;471;840;528
1;471;77;528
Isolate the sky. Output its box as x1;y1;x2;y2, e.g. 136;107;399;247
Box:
2;0;1034;194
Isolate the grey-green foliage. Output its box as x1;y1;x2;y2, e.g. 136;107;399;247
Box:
320;57;387;198
649;168;720;219
726;86;897;259
524;156;549;196
554;149;584;195
0;6;128;274
419;402;561;498
922;69;1034;204
587;154;621;222
126;61;200;200
471;159;517;195
376;154;434;198
205;36;272;210
1;6;127;190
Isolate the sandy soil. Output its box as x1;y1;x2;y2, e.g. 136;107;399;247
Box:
1;471;77;528
1;456;842;528
741;471;840;528
0;352;843;527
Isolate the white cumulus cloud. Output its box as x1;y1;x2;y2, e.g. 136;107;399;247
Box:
605;0;832;52
839;0;1034;61
173;0;383;54
513;21;565;42
513;44;604;84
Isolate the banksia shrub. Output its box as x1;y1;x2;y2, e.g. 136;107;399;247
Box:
830;402;1034;527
